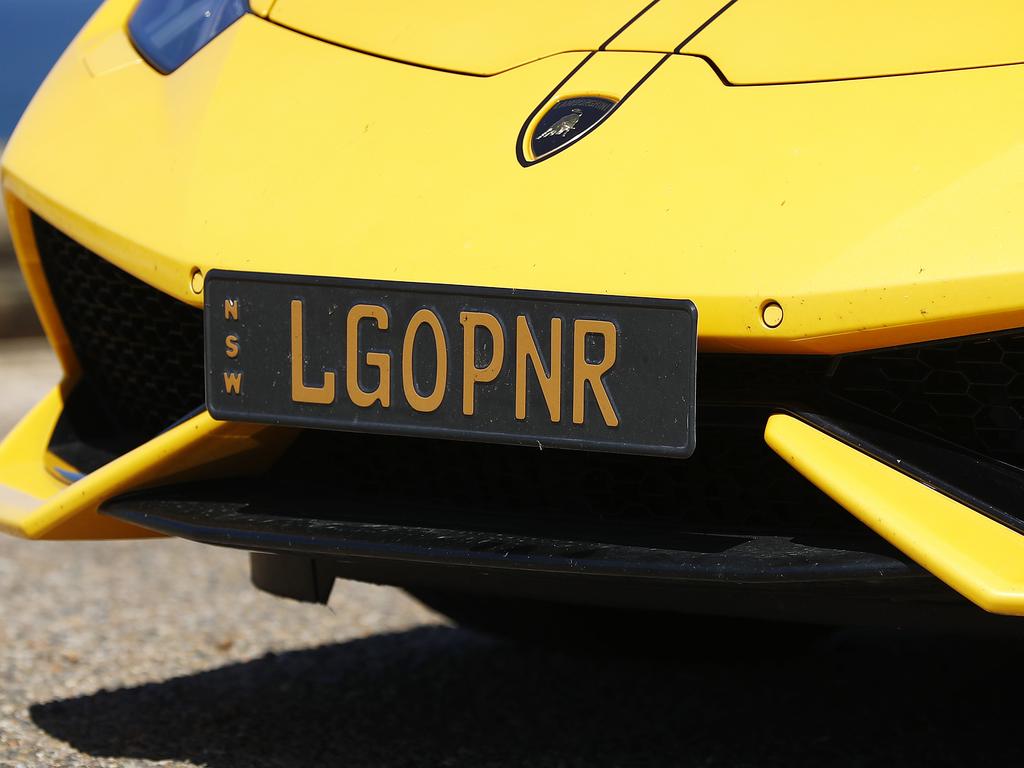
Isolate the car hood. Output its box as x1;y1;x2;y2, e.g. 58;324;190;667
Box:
264;0;714;75
676;0;1024;83
9;9;1024;357
267;0;1024;82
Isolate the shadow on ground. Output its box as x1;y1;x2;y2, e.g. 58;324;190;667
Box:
30;625;1018;767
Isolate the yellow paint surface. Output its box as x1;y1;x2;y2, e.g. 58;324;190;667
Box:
7;10;1024;356
269;0;654;74
683;0;1024;83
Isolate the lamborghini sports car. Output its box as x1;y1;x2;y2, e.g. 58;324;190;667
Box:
5;0;1024;631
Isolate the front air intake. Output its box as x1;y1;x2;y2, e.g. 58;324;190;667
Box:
33;214;205;445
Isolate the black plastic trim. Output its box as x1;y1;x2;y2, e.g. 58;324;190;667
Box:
101;483;924;585
791;410;1024;537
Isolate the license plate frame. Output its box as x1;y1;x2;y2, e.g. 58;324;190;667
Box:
204;271;697;457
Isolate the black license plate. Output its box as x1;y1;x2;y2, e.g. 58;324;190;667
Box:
204;272;697;457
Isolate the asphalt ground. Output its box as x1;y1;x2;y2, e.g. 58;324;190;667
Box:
2;339;1024;767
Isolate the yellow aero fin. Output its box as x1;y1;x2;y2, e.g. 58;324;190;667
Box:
0;386;77;516
0;395;288;540
765;414;1024;616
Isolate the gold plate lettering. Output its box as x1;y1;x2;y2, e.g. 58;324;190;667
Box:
205;273;697;458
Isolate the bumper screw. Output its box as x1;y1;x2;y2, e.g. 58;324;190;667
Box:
190;268;204;295
762;301;784;328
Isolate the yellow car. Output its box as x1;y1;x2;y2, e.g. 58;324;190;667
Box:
4;0;1024;630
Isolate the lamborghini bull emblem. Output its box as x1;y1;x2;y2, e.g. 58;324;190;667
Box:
536;108;583;140
528;96;617;161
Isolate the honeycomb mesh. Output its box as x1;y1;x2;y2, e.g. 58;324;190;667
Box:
33;215;205;441
830;331;1024;467
269;417;862;538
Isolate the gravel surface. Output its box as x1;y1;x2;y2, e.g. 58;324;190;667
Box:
3;339;1024;767
0;190;43;339
0;338;61;434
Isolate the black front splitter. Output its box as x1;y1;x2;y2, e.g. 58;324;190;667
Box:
97;481;1019;627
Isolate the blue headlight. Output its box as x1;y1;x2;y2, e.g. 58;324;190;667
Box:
129;0;248;74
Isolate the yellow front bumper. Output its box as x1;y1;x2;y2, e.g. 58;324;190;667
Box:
0;393;274;540
5;1;1024;618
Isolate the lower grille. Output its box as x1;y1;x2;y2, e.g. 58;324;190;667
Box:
702;332;1024;473
830;331;1024;468
33;215;205;444
262;410;858;539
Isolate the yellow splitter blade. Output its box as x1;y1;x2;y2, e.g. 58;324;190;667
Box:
766;413;1024;616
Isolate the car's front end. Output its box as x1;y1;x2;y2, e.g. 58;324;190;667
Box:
5;0;1024;627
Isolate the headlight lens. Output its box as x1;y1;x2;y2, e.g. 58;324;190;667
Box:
129;0;248;74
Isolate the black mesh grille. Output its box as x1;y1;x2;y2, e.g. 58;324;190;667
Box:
830;331;1024;468
33;215;205;442
265;412;861;539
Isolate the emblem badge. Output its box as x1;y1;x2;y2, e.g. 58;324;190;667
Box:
530;96;616;160
536;109;582;139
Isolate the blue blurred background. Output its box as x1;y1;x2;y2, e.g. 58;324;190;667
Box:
1;0;103;141
1;0;101;335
